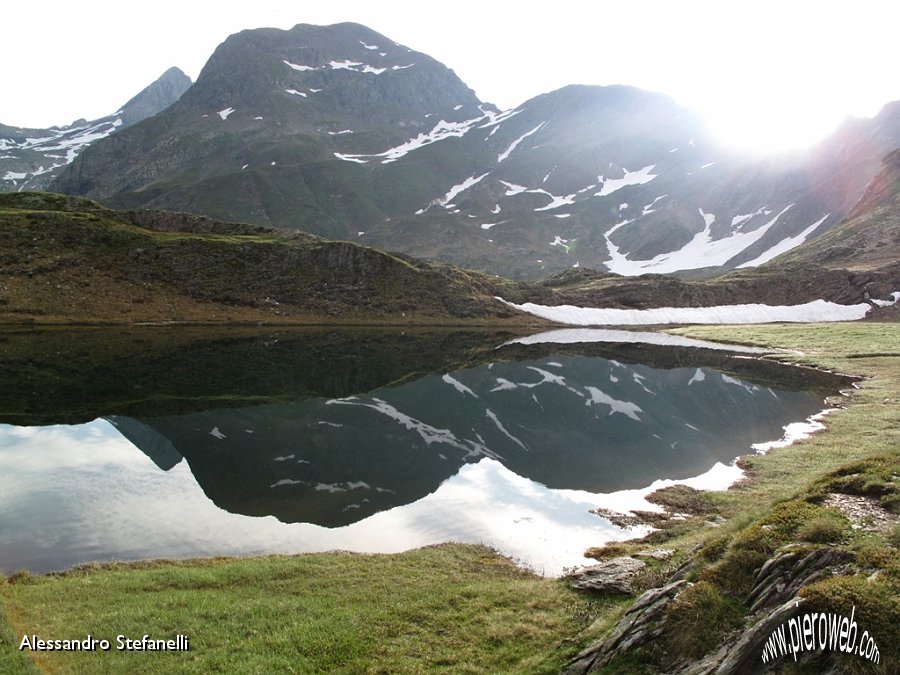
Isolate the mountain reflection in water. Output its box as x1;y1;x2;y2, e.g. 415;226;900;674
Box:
0;327;848;574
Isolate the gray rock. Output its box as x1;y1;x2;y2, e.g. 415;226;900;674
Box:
637;548;676;561
562;580;687;674
567;556;647;595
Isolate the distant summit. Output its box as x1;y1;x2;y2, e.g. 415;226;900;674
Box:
0;67;191;192
119;67;193;127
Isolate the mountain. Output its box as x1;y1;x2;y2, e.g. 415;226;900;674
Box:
51;23;490;241
49;23;900;280
772;147;900;275
0;192;532;325
0;67;191;193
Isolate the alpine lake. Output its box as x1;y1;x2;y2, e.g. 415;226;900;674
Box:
0;326;851;576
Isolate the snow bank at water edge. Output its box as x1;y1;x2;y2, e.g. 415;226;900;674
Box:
497;293;900;326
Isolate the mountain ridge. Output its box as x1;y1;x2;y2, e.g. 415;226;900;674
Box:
47;22;900;279
1;67;191;193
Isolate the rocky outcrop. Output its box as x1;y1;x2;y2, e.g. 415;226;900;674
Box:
745;545;851;613
566;557;647;595
563;580;687;674
563;544;854;674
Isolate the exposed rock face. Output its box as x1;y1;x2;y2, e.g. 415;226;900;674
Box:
745;545;851;614
679;598;808;675
564;544;856;674
563;580;687;674
566;556;647;595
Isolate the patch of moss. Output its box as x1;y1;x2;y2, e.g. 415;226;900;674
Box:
645;485;724;516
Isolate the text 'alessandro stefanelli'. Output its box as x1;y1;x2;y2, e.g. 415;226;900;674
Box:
19;634;190;652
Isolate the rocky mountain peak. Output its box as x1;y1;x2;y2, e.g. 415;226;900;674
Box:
118;67;192;127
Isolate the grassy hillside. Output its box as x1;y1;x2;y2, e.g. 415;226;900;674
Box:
0;193;533;326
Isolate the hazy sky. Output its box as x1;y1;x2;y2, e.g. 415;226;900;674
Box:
2;0;898;152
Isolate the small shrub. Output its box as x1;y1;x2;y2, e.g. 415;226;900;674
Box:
880;493;900;514
853;541;900;569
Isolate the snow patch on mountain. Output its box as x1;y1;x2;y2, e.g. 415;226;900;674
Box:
688;369;706;385
333;153;367;164
329;59;364;70
443;374;477;397
497;122;545;162
283;60;316;71
595;165;658;197
533;190;577;211
1;118;124;187
585;387;643;421
550;236;570;253
731;207;770;227
326;397;501;461
439;173;490;207
333;114;489;164
499;180;528;196
605;204;794;275
736;214;831;268
485;409;529;451
642;195;667;215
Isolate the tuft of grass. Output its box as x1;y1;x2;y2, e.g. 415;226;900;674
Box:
887;523;900;549
5;571;30;586
664;581;745;660
796;515;849;544
584;544;634;561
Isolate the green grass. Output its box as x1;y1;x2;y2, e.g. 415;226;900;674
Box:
0;545;610;674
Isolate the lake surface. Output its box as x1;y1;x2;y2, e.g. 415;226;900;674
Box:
0;327;848;575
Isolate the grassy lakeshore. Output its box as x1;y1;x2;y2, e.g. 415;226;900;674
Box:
1;322;898;673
